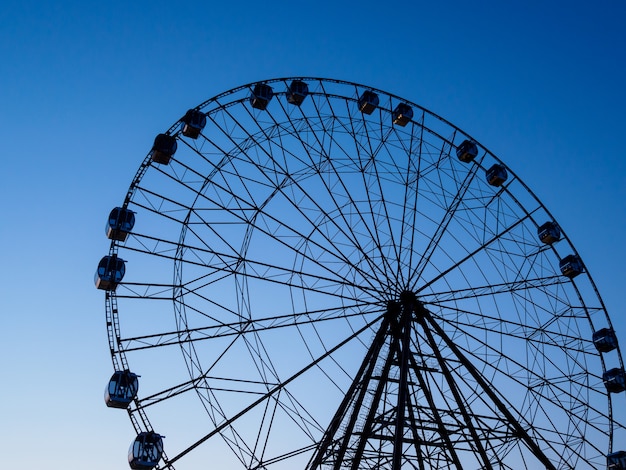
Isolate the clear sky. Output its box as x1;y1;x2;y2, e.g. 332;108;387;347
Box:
0;0;625;468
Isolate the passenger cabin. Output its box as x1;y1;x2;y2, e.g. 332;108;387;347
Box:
129;432;164;470
485;164;508;187
559;254;583;279
392;103;413;127
106;207;135;241
105;370;139;408
249;83;274;110
604;367;626;393
608;450;626;469
456;140;478;163
593;328;618;353
537;221;561;245
180;109;206;139
151;134;177;164
358;91;379;115
95;255;126;291
286;80;309;106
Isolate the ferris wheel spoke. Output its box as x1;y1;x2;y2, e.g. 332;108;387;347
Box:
137;152;257;222
169;128;298;225
297;90;409;289
117;307;363;352
272;102;402;289
415;211;523;295
167;313;383;466
245;182;386;293
308;146;397;291
108;282;176;300
197;113;391;291
309;124;402;287
124;225;381;303
416;209;539;294
440;327;594;405
175;137;276;214
184;253;380;301
343;100;406;286
417;316;495;468
450;323;592;411
182;191;371;288
420;275;567;303
249;443;318;469
361;127;409;287
274;387;327;440
131;186;195;222
411;158;482;286
428;308;611;450
206;93;416;294
429;303;594;355
390;125;423;289
417;305;558;469
135;372;276;410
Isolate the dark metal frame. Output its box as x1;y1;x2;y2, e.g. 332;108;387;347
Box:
101;77;624;469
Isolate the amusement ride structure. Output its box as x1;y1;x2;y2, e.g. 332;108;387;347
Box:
96;77;626;469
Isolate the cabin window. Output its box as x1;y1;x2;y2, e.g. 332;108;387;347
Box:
250;83;274;110
456;140;478;163
593;328;618;353
392;103;413;127
537;221;561;245
559;254;583;279
105;370;139;408
287;80;308;106
358;91;379;115
485;164;508;187
604;368;626;393
151;134;177;164
129;432;164;470
95;255;126;291
106;207;135;241
180;109;206;139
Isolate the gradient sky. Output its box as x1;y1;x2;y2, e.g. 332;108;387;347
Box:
1;1;625;468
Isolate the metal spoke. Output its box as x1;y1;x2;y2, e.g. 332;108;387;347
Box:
99;78;622;470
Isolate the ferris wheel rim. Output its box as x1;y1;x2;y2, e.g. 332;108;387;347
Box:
102;77;624;469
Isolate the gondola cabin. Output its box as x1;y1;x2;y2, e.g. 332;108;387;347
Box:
608;451;626;469
129;432;164;470
105;370;139;408
559;254;583;279
106;207;135;241
593;328;618;353
286;80;309;106
249;83;274;110
485;164;508;187
180;109;206;139
151;133;178;164
392;103;413;127
537;221;561;245
357;90;379;115
94;255;126;291
456;139;478;163
604;367;626;393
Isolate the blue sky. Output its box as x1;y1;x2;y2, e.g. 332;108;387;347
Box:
1;1;625;468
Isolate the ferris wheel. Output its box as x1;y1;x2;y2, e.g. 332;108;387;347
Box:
96;77;626;469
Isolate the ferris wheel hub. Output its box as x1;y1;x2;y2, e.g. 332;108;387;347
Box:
398;290;417;306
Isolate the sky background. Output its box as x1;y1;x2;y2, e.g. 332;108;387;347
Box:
1;1;625;468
